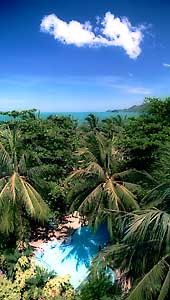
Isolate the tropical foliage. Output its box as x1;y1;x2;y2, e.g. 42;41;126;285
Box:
0;255;77;300
68;132;139;235
1;97;170;299
92;155;170;298
80;272;121;300
85;113;100;132
0;128;49;241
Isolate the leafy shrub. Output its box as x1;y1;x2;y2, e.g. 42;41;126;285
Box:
0;255;77;300
79;273;121;300
0;277;21;300
42;275;77;300
0;248;31;280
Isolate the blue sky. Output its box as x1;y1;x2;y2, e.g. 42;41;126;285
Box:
0;0;170;111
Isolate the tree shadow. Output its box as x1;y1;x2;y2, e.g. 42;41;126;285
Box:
60;224;109;270
30;225;74;248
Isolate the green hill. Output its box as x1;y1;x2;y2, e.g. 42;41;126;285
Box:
108;102;148;113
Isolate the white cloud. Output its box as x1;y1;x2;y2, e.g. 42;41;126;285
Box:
40;12;145;59
40;14;96;47
111;83;151;95
127;87;151;95
101;12;143;58
163;63;170;67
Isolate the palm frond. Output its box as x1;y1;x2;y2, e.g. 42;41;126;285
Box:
76;147;97;162
0;203;15;234
78;182;104;213
114;169;158;187
19;176;49;222
18;153;27;174
124;209;170;254
68;132;141;237
68;168;93;180
0;180;11;209
86;162;105;178
104;179;121;211
157;268;170;300
0;128;50;236
69;179;101;212
68;161;105;185
121;181;140;192
86;133;111;170
0;177;8;190
142;183;170;210
126;255;170;300
0;143;12;174
115;183;139;211
9;172;17;201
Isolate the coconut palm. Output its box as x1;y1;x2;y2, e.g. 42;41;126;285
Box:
101;115;128;139
120;147;170;299
90;144;170;299
92;202;170;299
0;128;49;239
122;208;170;300
85;113;100;132
142;143;170;213
68;133;139;235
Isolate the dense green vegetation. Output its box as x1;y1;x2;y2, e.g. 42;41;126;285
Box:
1;97;170;299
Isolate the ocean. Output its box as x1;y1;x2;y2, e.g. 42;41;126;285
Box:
0;111;138;123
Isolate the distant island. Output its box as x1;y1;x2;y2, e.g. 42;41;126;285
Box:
107;102;147;113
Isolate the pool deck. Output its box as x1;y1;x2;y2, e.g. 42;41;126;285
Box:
29;213;83;250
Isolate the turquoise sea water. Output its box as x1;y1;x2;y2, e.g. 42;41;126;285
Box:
40;111;138;122
35;225;111;288
0;111;138;123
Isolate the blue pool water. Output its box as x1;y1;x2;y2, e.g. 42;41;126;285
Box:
35;225;109;288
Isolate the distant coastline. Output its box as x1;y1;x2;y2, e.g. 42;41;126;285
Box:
107;103;147;113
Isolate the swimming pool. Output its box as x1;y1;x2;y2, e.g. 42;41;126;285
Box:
35;224;109;288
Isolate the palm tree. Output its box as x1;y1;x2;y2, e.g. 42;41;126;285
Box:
143;143;170;213
87;135;170;299
68;133;139;236
92;190;170;299
0;128;49;241
121;209;170;300
85;113;100;132
102;115;128;139
89;144;170;299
